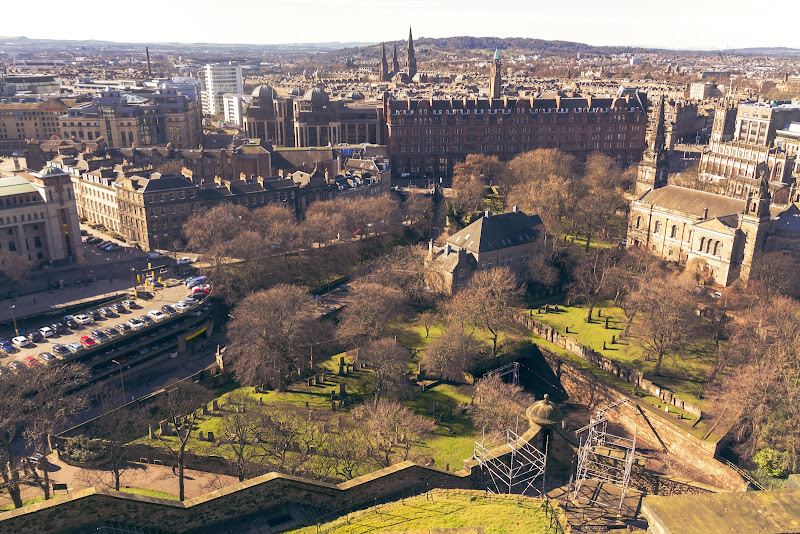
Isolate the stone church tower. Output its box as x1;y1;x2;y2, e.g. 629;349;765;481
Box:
489;49;502;99
406;27;417;80
738;177;771;281
379;42;389;82
392;44;400;74
635;97;669;196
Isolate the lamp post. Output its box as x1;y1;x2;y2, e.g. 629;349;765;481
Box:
130;267;137;298
112;359;127;405
9;305;18;337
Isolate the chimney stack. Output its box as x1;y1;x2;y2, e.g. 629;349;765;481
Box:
485;210;491;218
703;207;709;219
512;205;518;213
146;47;152;76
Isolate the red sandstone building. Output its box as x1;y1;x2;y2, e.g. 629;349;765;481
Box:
383;92;649;182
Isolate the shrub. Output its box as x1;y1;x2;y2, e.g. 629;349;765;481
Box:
753;447;790;478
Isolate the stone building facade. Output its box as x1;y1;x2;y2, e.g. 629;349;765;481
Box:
425;207;545;294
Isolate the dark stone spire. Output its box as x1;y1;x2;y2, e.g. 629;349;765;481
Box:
406;27;417;80
392;43;400;73
380;42;389;81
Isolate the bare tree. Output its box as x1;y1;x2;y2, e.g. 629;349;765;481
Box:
226;285;320;390
359;338;412;401
404;192;434;227
749;251;800;298
422;327;481;381
91;388;142;490
449;267;521;355
336;282;407;346
569;248;619;323
352;400;435;468
221;392;260;482
416;310;438;338
0;248;32;293
470;374;534;433
0;363;90;506
154;381;210;501
629;275;695;376
450;154;500;217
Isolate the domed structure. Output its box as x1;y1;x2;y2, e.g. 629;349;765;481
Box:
526;394;563;428
251;84;276;101
304;86;329;104
288;86;304;97
346;90;365;100
38;165;68;177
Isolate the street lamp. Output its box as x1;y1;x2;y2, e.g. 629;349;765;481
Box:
130;267;137;298
9;305;18;337
112;359;127;405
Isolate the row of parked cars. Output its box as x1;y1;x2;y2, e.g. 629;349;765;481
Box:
83;235;121;252
2;284;211;370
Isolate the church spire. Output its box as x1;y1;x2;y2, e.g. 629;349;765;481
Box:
489;49;502;99
406;27;417;80
380;42;389;82
392;43;400;73
634;97;669;196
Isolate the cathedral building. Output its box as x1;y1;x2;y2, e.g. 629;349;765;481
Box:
626;98;800;286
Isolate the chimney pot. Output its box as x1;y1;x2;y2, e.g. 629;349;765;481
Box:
485;210;491;218
513;205;518;213
703;207;709;219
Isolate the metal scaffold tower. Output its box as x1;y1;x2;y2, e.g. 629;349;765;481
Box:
572;402;637;514
474;428;547;496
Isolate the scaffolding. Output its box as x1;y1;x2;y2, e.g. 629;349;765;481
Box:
474;428;547;496
483;361;520;385
572;413;637;514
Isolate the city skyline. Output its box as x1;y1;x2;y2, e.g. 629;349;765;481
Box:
3;0;800;51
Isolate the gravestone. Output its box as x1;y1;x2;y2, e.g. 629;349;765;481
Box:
207;431;214;442
611;335;616;344
605;317;610;329
339;356;345;366
202;404;209;415
308;377;314;387
198;431;204;441
159;421;170;436
320;373;326;383
212;399;218;411
339;383;346;396
338;364;345;376
148;425;154;440
331;401;336;411
258;397;263;406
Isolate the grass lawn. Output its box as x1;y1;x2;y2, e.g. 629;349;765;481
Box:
119;487;179;500
529;301;715;411
287;490;561;534
0;496;45;513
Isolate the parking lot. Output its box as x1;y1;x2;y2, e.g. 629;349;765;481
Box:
1;281;210;370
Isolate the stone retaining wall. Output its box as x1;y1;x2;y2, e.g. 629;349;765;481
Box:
541;347;747;492
515;312;703;419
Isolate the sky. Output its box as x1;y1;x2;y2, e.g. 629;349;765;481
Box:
4;0;800;50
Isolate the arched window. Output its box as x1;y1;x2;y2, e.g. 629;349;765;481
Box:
713;241;721;255
636;216;641;229
699;237;706;251
670;225;677;238
706;239;712;253
654;221;661;234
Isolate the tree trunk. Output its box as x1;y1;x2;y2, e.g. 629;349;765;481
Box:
4;462;22;509
586;302;595;323
114;465;121;491
178;448;186;501
585;233;592;252
41;457;51;500
654;350;665;376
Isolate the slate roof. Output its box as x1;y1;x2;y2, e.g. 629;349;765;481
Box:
774;204;800;233
140;174;197;193
447;210;542;253
638;185;783;219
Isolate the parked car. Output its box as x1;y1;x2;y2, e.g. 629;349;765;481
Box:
74;314;93;325
79;336;96;348
8;361;22;371
26;453;44;468
147;310;167;322
86;310;102;321
63;315;80;329
139;315;154;325
161;305;176;315
115;323;132;333
23;356;40;368
52;344;70;358
91;329;109;343
190;291;208;301
99;307;115;317
0;339;16;353
127;318;145;330
111;303;126;314
187;276;208;288
12;336;30;348
26;331;44;343
38;326;55;338
38;352;56;364
182;297;199;307
176;257;195;265
66;342;84;353
122;300;137;309
104;327;121;338
148;251;165;259
106;244;121;252
173;302;190;313
51;322;68;334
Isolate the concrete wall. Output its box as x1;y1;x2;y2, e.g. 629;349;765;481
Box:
515;312;703;418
